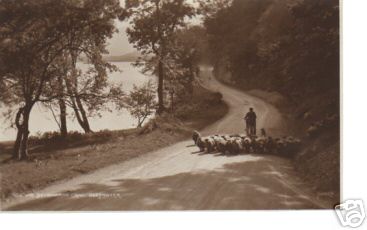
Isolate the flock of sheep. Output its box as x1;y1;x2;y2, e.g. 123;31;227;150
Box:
192;130;301;156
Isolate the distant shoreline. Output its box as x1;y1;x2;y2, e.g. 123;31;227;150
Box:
0;62;151;143
77;51;142;63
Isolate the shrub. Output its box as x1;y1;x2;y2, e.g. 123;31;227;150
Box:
27;130;113;147
203;92;223;105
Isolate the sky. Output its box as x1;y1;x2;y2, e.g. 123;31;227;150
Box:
106;21;135;56
105;0;133;56
106;0;201;56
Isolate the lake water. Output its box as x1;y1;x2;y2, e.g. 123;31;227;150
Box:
0;62;155;142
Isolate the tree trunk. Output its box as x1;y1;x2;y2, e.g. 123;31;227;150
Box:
75;95;92;133
69;95;92;133
13;129;23;159
170;91;174;112
59;98;67;138
137;114;148;128
12;108;24;159
155;0;165;114
187;65;196;98
65;77;84;132
19;112;30;160
64;62;92;134
157;60;165;114
137;119;143;128
58;76;67;137
68;96;90;133
13;105;32;160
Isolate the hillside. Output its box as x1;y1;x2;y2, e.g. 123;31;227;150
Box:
103;51;142;62
204;0;340;201
77;51;142;63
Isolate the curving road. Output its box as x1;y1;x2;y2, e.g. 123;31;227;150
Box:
3;67;327;210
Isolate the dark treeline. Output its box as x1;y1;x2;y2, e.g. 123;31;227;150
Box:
203;0;339;119
201;0;340;195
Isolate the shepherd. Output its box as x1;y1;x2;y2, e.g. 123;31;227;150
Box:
244;107;257;136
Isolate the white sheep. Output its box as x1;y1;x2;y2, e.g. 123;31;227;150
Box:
204;136;216;153
242;136;253;153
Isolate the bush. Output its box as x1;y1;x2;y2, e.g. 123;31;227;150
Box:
65;131;84;142
27;129;115;147
88;130;113;141
203;91;223;105
174;104;199;120
28;131;64;146
174;91;224;120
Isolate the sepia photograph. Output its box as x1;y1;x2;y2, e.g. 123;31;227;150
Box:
0;0;342;213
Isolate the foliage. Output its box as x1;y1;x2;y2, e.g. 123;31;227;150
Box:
174;90;223;120
163;26;203;104
0;0;125;159
202;0;339;102
124;80;157;128
28;130;115;147
125;0;195;113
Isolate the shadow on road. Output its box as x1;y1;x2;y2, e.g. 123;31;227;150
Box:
8;155;321;211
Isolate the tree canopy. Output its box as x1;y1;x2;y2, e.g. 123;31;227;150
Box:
0;0;125;160
125;0;195;113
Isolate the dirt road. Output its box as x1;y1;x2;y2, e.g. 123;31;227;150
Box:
3;67;327;210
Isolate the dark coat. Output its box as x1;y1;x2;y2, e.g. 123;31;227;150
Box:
245;111;257;124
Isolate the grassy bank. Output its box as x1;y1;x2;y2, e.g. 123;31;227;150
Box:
0;85;229;201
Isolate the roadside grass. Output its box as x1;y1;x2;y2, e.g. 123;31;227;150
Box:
0;85;229;201
0;129;137;163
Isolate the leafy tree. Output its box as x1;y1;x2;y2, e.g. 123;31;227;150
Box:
202;0;339;103
1;0;72;160
0;0;124;160
124;80;156;128
125;0;195;114
198;0;232;19
166;26;204;100
202;0;271;76
47;0;125;134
